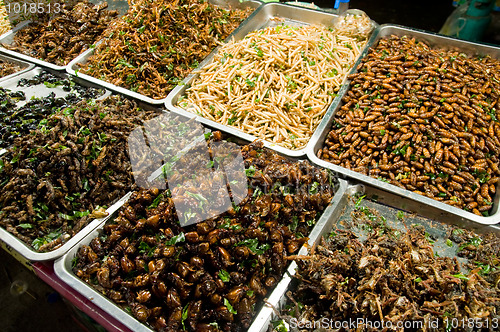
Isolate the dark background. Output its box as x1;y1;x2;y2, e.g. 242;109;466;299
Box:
345;0;455;32
301;0;500;45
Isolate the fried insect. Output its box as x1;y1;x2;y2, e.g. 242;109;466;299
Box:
0;58;22;78
0;70;103;147
0;95;159;251
2;1;118;66
277;198;500;331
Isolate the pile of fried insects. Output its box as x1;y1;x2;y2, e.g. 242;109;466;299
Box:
73;137;338;332
272;196;500;332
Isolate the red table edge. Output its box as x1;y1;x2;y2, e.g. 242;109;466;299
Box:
32;261;132;332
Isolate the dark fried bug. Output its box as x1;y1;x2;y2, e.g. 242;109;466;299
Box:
79;0;253;99
73;139;337;331
0;70;103;147
0;95;159;251
319;35;500;215
2;1;118;66
275;196;500;332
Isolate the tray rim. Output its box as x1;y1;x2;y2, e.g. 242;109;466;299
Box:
306;23;500;226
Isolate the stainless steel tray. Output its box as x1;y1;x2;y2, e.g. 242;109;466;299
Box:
66;0;263;105
166;3;375;158
0;21;67;71
307;24;500;225
251;181;500;332
0;66;111;149
54;176;348;332
0;66;111;109
0;192;131;262
0;53;34;82
0;0;131;72
0;95;166;261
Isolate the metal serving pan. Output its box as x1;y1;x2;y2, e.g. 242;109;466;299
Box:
0;53;34;82
0;66;111;109
66;0;263;105
166;3;376;158
0;91;162;262
307;24;500;225
0;192;132;262
0;65;110;153
0;21;66;71
0;66;111;151
0;0;130;71
54;169;347;332
250;181;500;332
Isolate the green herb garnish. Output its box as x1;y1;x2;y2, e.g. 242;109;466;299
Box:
218;269;230;282
165;233;185;246
224;298;237;314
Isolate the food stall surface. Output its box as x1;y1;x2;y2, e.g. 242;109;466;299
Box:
0;248;85;332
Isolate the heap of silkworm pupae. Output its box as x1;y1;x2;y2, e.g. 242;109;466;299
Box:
319;35;500;216
73;139;337;331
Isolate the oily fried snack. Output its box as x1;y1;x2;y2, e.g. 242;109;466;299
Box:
183;19;371;150
0;70;104;147
0;96;159;252
2;1;118;66
79;0;253;100
0;58;22;78
73;140;337;331
281;201;500;331
319;35;500;215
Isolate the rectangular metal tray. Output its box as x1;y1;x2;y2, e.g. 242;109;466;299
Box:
250;181;500;332
306;24;500;226
0;95;167;261
0;192;132;262
0;53;34;82
0;65;110;155
165;3;376;158
0;0;131;72
66;0;263;105
0;21;66;71
0;66;112;109
0;66;112;153
54;174;348;332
